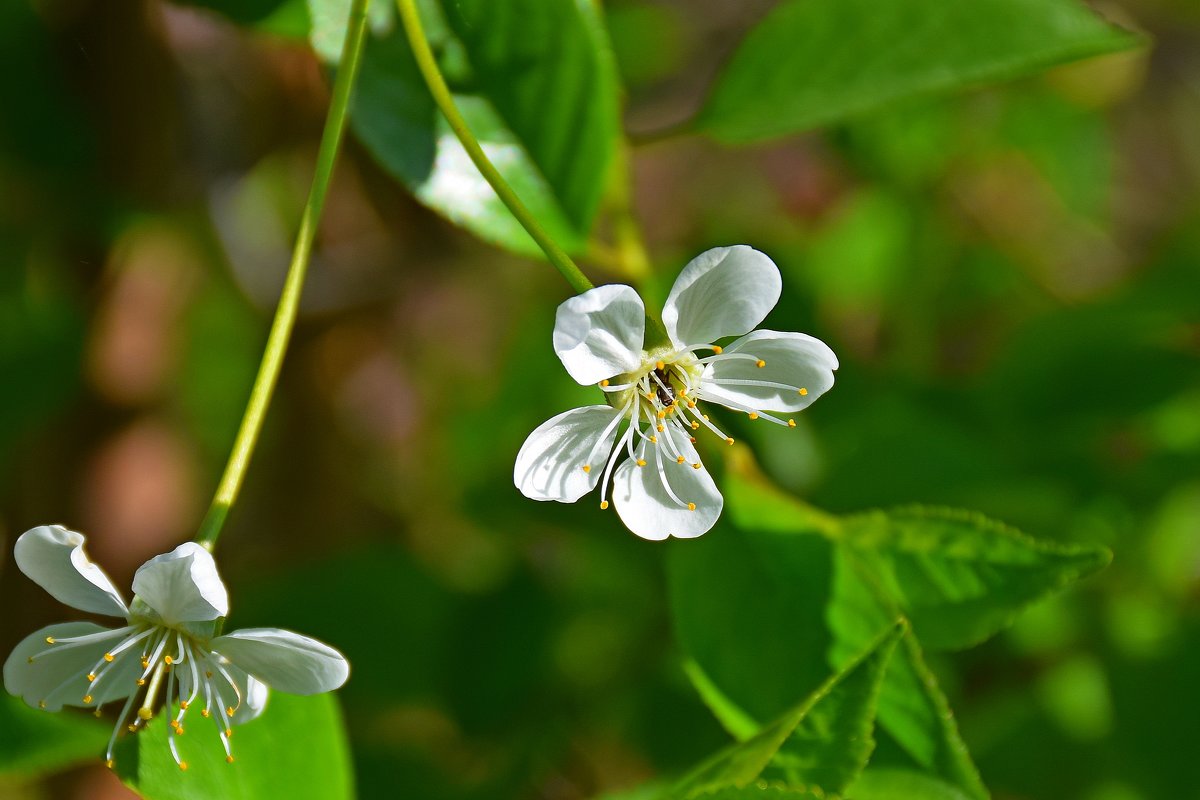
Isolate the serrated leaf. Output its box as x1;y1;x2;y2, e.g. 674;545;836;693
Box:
694;0;1142;143
115;693;353;800
311;0;618;258
842;506;1112;651
830;550;987;800
669;524;836;735
849;768;976;800
0;694;108;777
669;622;903;800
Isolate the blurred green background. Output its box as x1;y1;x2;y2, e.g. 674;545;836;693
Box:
1;0;1198;798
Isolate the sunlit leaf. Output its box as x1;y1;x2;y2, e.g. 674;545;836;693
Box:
115;693;353;800
669;622;904;799
310;0;618;257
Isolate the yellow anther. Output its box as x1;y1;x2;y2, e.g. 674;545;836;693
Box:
692;463;702;470
687;401;696;408
201;709;211;718
164;656;173;666
104;653;114;662
657;410;666;419
691;421;700;430
225;728;233;738
83;695;93;704
712;345;723;354
106;759;115;769
688;503;696;511
141;659;149;669
749;412;759;420
38;700;47;709
206;671;213;678
799;387;809;396
45;636;55;645
600;501;609;510
87;673;96;682
137;679;146;686
679;388;687;397
227;755;235;764
676;456;686;464
657;424;664;432
650;436;658;443
226;706;235;718
725;437;735;445
756;360;766;368
645;392;655;400
138;708;153;721
128;724;138;732
179;762;188;772
655;360;665;370
582;465;591;473
180;700;189;710
788;419;796;427
636;459;647;467
600;379;609;387
703;414;710;420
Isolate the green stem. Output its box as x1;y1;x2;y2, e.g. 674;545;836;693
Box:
194;0;371;550
394;0;594;295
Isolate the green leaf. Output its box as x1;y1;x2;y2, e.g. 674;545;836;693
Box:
669;622;904;799
0;694;107;777
690;787;828;800
311;0;619;257
841;506;1112;651
116;693;353;800
849;768;976;800
669;523;836;736
694;0;1142;143
830;550;987;800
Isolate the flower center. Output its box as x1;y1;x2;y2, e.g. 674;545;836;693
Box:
34;623;243;771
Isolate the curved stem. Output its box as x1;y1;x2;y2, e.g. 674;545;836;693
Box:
394;0;594;295
194;0;372;550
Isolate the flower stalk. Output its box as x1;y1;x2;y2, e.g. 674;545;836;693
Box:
195;0;372;550
394;0;595;295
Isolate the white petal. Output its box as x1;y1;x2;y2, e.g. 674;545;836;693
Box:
13;526;128;617
552;284;646;385
662;246;782;348
131;543;229;626
700;329;838;413
514;405;627;502
611;428;723;540
210;629;349;695
3;622;138;711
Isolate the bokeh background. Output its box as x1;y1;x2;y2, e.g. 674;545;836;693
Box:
2;0;1199;798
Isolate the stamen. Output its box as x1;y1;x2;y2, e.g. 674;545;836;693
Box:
788;419;796;427
581;465;590;473
688;503;696;511
756;360;766;368
800;387;808;396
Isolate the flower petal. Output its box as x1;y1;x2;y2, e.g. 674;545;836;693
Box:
13;526;128;617
131;543;229;626
210;629;349;696
700;329;838;413
611;427;723;540
552;284;646;385
514;405;627;502
662;246;782;348
3;622;139;711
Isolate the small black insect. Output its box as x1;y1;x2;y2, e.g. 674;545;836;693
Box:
653;367;676;406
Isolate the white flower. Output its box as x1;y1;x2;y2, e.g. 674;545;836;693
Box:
3;525;350;771
514;246;838;540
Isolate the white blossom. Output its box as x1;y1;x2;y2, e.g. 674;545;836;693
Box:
515;246;838;540
3;525;349;771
